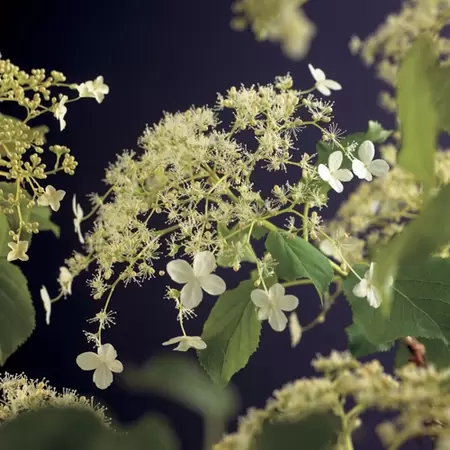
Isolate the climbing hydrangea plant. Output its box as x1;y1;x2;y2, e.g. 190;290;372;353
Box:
3;0;450;449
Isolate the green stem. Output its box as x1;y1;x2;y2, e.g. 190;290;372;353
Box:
303;203;309;241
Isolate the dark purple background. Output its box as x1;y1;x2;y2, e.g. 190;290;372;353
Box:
1;1;422;449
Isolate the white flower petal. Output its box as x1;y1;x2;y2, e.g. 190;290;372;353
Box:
328;151;343;172
251;289;271;308
107;360;123;373
352;279;368;298
309;64;325;82
258;307;271;321
187;336;207;350
162;336;183;346
97;343;117;363
316;83;331;96
40;286;51;325
318;164;331;182
269;309;288;332
368;159;390;177
193;251;216;276
367;288;381;308
319;240;337;258
166;259;195;284
93;365;113;390
324;79;342;91
198;274;226;296
76;352;101;371
358;140;375;165
328;176;344;193
277;294;299;312
335;169;353;182
268;283;285;302
352;159;368;179
289;312;302;347
180;280;203;309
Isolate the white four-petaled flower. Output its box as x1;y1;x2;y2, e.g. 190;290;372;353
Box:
54;95;68;131
37;185;66;212
352;262;394;309
251;283;299;332
72;195;85;244
76;343;123;390
58;266;73;297
318;151;353;193
162;335;207;352
308;64;342;96
40;285;51;325
7;240;29;262
166;251;226;309
77;76;110;104
352;140;390;181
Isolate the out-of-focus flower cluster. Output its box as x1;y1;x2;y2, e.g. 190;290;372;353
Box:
320;145;450;266
214;351;450;450
231;0;316;60
349;0;450;113
0;372;110;425
0;57;108;261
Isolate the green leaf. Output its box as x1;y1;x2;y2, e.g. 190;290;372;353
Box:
346;322;394;358
216;223;257;268
0;211;10;258
0;407;179;450
395;338;450;370
29;205;60;238
265;231;333;296
0;260;35;365
198;279;261;387
123;354;237;418
251;224;268;240
255;412;340;450
365;120;393;143
432;65;450;133
397;34;438;192
344;259;450;346
372;184;450;314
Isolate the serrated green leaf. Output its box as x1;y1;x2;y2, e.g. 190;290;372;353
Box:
29;205;60;238
265;231;333;296
198;280;261;387
373;184;450;315
344;259;450;346
0;260;35;365
346;322;394;358
395;337;450;369
397;35;438;192
255;412;340;450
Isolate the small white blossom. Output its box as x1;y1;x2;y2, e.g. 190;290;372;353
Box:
72;195;85;244
251;283;299;332
54;95;68;131
7;241;29;262
308;64;342;96
352;262;394;308
289;312;302;347
76;343;123;390
40;285;51;325
58;266;73;297
162;335;207;352
37;185;66;212
352;140;390;181
77;76;110;104
166;251;226;309
318;151;353;193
